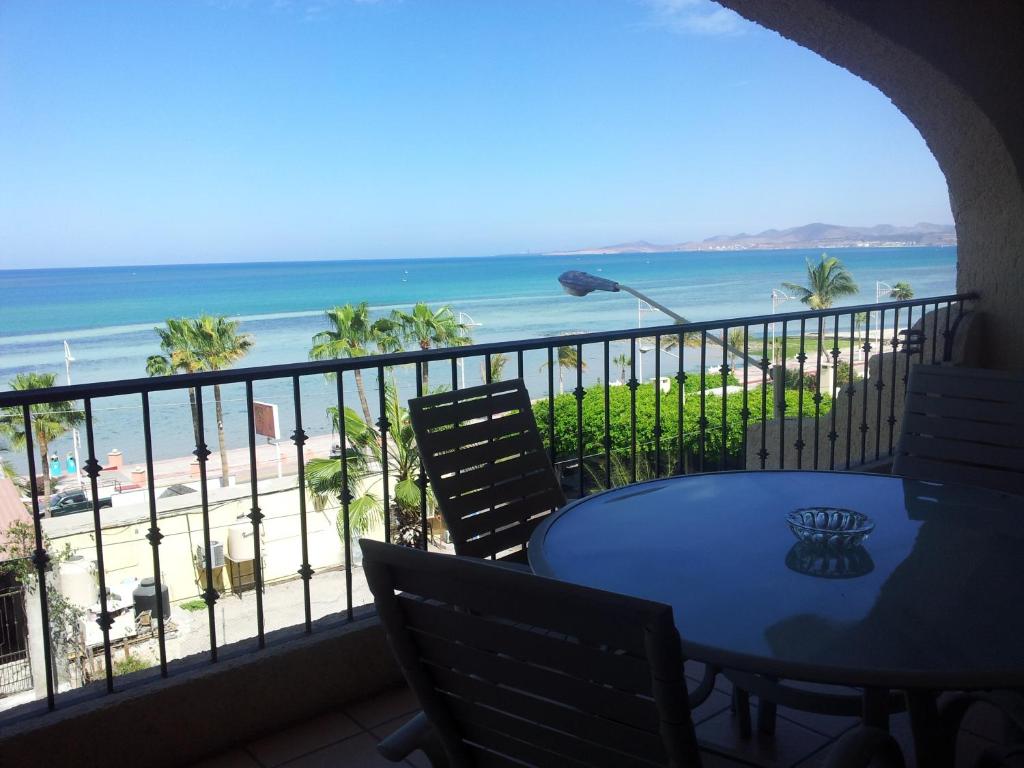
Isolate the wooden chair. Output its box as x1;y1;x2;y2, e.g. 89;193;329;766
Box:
408;379;565;563
362;539;905;768
893;364;1024;495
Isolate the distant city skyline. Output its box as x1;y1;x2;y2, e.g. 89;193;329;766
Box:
0;0;953;269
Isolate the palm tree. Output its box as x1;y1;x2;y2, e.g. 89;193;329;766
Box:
540;345;585;395
305;386;435;548
147;318;204;446
310;303;387;427
0;373;85;500
488;353;508;383
726;328;746;372
194;316;253;486
782;253;860;310
391;303;471;391
148;316;252;486
612;353;631;384
889;281;914;300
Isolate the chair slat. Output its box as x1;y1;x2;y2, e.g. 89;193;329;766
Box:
443;694;661;768
398;594;653;694
427;431;541;477
427;665;664;761
460;722;592;768
457;489;563;538
442;470;555;517
457;515;547;560
894;365;1024;495
419;410;535;454
413;387;526;430
902;412;1024;449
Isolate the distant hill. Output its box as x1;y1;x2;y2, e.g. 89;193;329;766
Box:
549;222;956;255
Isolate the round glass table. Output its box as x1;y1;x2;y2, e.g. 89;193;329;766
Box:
529;470;1024;691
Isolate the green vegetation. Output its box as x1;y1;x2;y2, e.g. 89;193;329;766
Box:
178;598;207;612
533;375;833;472
540;345;585;395
0;373;85;499
390;303;472;391
782;253;859;309
889;281;914;300
305;386;435;548
113;653;151;676
147;315;253;486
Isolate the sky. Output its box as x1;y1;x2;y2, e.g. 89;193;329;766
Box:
0;0;953;268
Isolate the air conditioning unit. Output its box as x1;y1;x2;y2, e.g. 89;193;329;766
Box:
195;540;225;569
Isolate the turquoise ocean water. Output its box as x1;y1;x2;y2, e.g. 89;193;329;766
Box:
0;248;956;470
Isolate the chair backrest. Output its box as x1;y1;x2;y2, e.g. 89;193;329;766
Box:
893;364;1024;495
408;379;566;560
360;538;701;768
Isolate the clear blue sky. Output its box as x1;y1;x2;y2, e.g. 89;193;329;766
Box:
0;0;952;268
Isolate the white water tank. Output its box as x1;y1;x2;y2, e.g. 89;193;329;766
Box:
59;555;95;609
227;523;257;561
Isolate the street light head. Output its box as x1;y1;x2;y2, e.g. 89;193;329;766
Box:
558;270;621;297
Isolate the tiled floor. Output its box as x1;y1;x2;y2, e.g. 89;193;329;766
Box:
188;676;1006;768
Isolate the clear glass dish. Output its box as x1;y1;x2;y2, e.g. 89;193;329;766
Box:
786;507;875;549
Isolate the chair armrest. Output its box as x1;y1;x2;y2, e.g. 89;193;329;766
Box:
377;711;433;762
823;726;905;768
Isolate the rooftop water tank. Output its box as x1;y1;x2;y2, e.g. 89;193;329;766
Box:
227;523;256;561
59;556;95;609
132;577;170;620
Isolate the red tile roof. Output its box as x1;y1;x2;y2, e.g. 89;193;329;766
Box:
0;476;31;549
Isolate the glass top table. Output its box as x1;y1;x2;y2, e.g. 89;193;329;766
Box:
528;470;1024;691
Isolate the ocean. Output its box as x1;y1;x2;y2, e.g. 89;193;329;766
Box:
0;248;957;471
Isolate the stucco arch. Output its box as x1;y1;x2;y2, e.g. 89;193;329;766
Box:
717;1;1024;369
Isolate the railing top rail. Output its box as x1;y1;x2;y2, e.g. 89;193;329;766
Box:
0;292;976;407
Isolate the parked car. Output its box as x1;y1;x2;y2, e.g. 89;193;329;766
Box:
48;490;112;517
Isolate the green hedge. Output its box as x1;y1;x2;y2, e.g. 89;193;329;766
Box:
533;376;832;464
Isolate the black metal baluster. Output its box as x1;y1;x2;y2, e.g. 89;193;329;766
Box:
654;334;662;477
795;319;807;469
141;393;170;670
844;316;856;470
21;407;55;709
829;315;841;470
677;331;686;475
547;346;556;468
629;337;638;483
741;325;750;470
574;343;584;498
242;384;266;648
603;340;611;488
82;399;114;690
779;321;788;470
887;306;901;456
192;389;218;660
335;373;353;620
942;300;953;362
931;301;940;363
720;327;728;469
874;310;886;461
698;332;707;472
378;366;391;544
517;350;524;379
812;316;824;469
917;302;927;366
415;363;428;550
860;313;871;466
291;378;313;634
758;322;769;470
485;353;492;385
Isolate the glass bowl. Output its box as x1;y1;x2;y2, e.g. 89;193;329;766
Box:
786;507;875;549
785;542;875;579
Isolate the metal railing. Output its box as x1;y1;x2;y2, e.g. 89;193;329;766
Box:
0;292;975;718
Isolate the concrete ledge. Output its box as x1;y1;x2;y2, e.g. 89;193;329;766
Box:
0;612;403;768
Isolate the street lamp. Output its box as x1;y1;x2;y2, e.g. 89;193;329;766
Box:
557;271;755;370
63;340;83;489
770;289;795;366
457;311;482;389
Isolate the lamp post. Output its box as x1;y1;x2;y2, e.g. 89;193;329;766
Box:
63;340;83;489
457;311;482;389
770;289;795;366
557;271;756;369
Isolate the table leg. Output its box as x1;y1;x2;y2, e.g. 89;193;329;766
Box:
907;689;949;768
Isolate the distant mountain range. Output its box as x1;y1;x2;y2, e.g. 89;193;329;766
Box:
549;222;957;255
